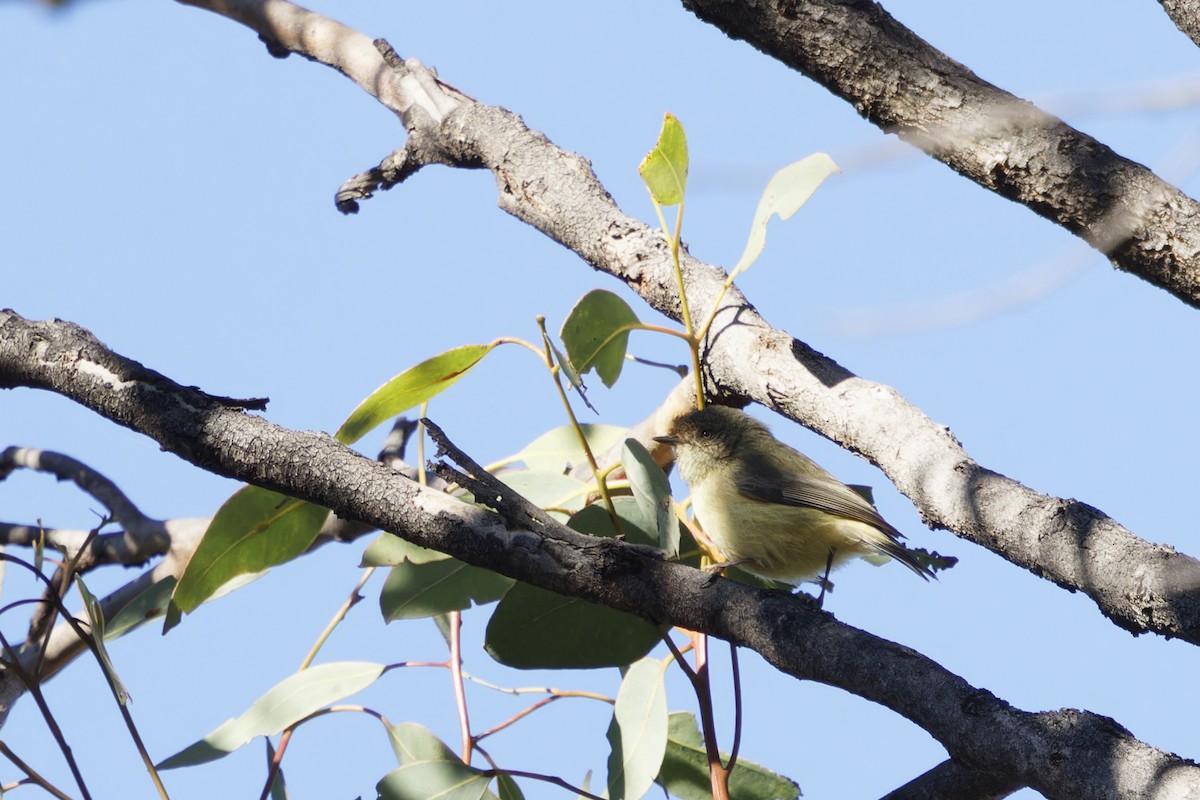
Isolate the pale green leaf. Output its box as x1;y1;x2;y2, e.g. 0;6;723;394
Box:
380;559;513;621
606;658;668;800
362;533;451;567
638;113;688;206
158;662;387;769
106;577;176;639
377;761;493;800
167;487;329;629
387;722;459;765
656;712;800;800
510;424;628;472
335;344;495;445
621;438;677;556
484;582;661;669
730;153;840;279
560;290;641;388
74;575;129;705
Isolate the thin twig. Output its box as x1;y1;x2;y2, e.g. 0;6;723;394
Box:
0;740;75;800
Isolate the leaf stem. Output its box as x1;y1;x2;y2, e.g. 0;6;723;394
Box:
449;610;473;764
536;317;624;536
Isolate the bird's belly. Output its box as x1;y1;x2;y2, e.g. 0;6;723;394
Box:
693;487;884;584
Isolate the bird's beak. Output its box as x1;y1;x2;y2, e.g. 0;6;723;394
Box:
653;434;678;446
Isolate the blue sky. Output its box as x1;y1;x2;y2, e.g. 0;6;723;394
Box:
3;1;1200;798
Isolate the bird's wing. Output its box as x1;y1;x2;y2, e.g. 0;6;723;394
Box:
736;455;935;580
736;469;903;539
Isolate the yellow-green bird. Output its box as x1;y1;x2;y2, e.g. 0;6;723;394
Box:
654;405;935;588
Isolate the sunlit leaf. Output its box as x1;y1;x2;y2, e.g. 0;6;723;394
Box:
621;439;677;556
158;662;387;769
498;469;591;520
362;533;451;567
387;722;459;765
730;153;840;279
335;344;495;445
510;424;628;472
380;559;513;621
606;658;668;800
656;712;800;800
484;582;661;669
638;113;688;206
167;487;329;630
560;290;641;388
377;761;493;800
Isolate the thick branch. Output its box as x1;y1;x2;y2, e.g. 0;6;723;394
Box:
0;310;1196;799
1159;0;1200;48
681;0;1200;309
155;0;1200;644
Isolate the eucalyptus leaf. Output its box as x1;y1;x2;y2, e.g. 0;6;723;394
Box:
484;582;661;669
362;533;451;567
638;113;688;206
335;344;495;445
606;658;668;800
621;438;677;556
377;761;493;800
380;559;513;621
560;290;641;388
158;662;388;769
656;712;800;800
730;153;840;280
167;487;329;631
511;424;628;473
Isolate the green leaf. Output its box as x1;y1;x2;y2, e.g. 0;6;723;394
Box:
167;487;329;629
638;113;689;206
106;577;176;639
158;661;387;770
730;153;840;280
568;497;658;548
657;712;800;800
387;722;459;765
498;469;591;520
495;774;524;800
377;761;493;800
560;290;641;388
484;582;661;669
265;740;289;800
606;658;668;800
621;439;677;556
510;424;628;472
380;559;513;621
74;575;130;705
335;344;495;445
362;533;451;567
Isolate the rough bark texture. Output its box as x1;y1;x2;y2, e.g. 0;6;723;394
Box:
2;309;1198;799
1160;0;1200;48
681;0;1200;309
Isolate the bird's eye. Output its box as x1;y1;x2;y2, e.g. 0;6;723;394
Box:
699;428;711;439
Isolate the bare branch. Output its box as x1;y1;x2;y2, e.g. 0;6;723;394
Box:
0;448;170;566
680;0;1200;309
1159;0;1200;48
0;311;1195;798
881;759;1022;800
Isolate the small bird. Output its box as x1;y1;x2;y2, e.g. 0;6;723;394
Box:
654;405;936;590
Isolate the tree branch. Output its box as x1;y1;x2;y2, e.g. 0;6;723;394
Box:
680;0;1200;309
51;0;1200;644
1159;0;1200;48
0;310;1196;798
